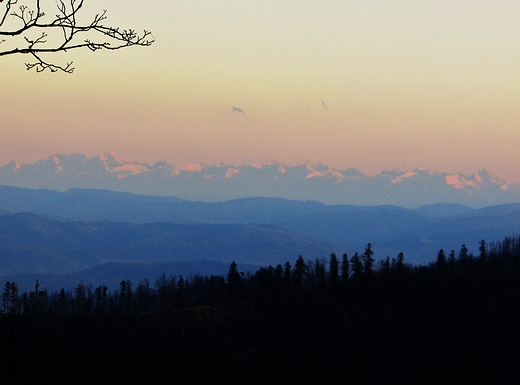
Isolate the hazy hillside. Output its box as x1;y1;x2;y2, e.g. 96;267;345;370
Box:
413;203;475;218
0;212;337;277
274;205;431;244
0;185;333;223
2;186;520;270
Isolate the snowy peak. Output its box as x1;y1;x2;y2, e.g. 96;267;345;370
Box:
99;151;126;169
444;169;509;191
444;174;476;190
99;151;126;164
1;153;519;208
390;171;418;185
94;152;150;176
171;163;204;176
2;160;21;173
29;154;67;173
471;169;506;186
98;152;136;170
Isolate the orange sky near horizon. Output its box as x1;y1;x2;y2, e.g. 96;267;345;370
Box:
1;1;520;181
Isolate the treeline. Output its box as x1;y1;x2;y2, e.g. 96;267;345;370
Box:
2;235;520;384
2;236;519;317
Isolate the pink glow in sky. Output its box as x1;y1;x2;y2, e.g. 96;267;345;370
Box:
1;1;520;181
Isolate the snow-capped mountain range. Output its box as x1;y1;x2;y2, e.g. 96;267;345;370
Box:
1;152;519;208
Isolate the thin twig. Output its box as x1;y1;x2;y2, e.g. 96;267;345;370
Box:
0;0;154;73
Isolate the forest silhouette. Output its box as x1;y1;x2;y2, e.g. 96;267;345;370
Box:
2;235;520;384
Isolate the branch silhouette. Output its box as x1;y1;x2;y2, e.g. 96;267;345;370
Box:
0;0;154;73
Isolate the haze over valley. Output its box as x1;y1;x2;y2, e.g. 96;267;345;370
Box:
2;174;520;291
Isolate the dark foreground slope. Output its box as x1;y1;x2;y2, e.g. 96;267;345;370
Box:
2;239;520;385
3;274;519;384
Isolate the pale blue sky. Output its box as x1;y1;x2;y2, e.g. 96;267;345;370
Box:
1;1;520;180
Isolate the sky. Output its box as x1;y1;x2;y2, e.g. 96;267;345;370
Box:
1;0;520;180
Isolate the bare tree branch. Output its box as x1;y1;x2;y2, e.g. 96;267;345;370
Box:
0;0;154;73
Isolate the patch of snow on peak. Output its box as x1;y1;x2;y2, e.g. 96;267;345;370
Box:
445;175;465;189
98;151;128;171
304;161;317;171
330;171;346;180
51;155;64;172
303;162;323;179
306;170;324;179
13;161;21;172
390;171;417;185
171;163;203;176
183;163;203;172
111;164;149;174
99;151;126;164
225;168;240;178
445;174;477;189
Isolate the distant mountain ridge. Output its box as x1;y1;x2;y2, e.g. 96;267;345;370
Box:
2;185;520;264
3;187;520;288
1;152;519;207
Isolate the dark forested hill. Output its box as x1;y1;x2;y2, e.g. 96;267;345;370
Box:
2;235;520;384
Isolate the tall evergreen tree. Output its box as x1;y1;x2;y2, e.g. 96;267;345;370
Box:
459;244;469;272
94;286;107;314
329;253;339;290
362;243;375;278
227;261;241;303
395;252;405;277
340;253;349;283
313;257;326;292
436;249;446;278
478;239;487;262
293;256;307;291
74;281;87;315
448;249;456;274
350;252;363;280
